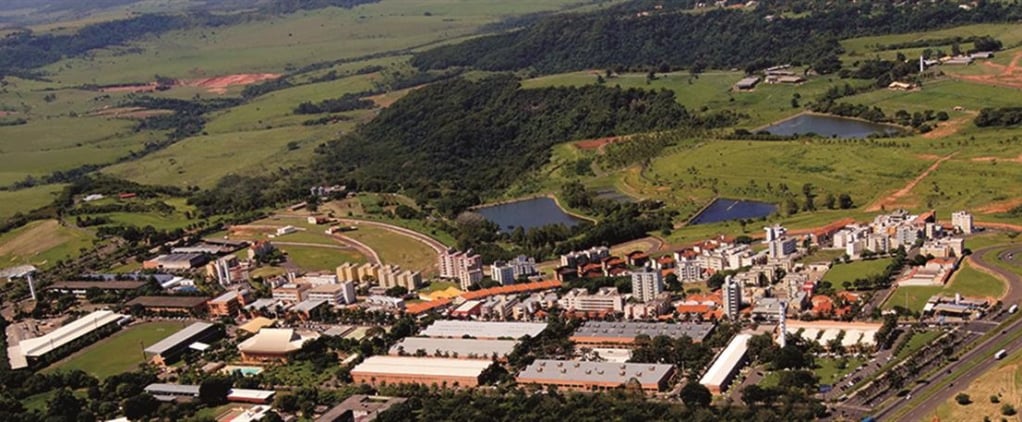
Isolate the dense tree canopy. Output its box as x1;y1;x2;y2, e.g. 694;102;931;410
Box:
412;1;1022;74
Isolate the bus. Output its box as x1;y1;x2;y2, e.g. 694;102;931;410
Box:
995;349;1008;360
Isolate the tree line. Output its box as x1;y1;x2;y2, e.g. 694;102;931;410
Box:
410;0;1022;75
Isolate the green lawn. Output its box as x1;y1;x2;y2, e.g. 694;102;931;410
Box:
823;258;894;287
884;285;944;312
418;281;459;294
342;225;438;275
895;330;942;361
0;184;64;221
45;322;188;378
815;357;865;386
0;219;95;269
282;245;366;272
945;259;1005;299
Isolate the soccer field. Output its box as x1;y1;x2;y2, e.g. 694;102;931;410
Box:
45;321;187;379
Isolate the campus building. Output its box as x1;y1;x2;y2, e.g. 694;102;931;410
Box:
307;282;356;306
699;333;751;394
569;321;715;347
237;328;320;363
389;337;517;360
419;320;548;339
630;267;663;303
517;360;675;393
351;356;494;388
439;249;483;290
8;310;127;369
126;296;210;315
558;287;625;313
145;322;222;366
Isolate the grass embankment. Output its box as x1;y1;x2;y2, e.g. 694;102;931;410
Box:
823;258;893;288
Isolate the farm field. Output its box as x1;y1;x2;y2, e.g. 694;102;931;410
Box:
839;23;1022;62
822;258;893;287
0;220;94;269
0;184;64;220
44;321;188;379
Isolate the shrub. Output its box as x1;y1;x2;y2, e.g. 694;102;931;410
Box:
955;393;971;405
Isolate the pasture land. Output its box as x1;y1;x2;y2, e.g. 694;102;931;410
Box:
45;321;187;379
42;0;620;85
103;124;346;188
840;23;1022;62
0;220;94;268
0;184;64;220
933;343;1022;422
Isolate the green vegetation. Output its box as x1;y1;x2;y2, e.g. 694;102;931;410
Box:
946;259;1005;299
823;259;894;287
282;245;366;272
0;219;94;268
45;322;186;379
884;285;943;312
342;225;438;275
895;330;942;360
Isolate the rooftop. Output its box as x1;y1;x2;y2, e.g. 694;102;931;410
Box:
351;356;493;378
210;290;240;304
238;317;276;334
316;395;407;422
144;383;200;396
699;333;751;388
238;328;318;354
420;320;548;339
150;253;205;263
144;322;215;355
390;337;517;358
126;296;210;308
17;310;127;358
227;388;276;401
293;299;328;313
517;359;674;386
48;280;146;291
571;321;715;342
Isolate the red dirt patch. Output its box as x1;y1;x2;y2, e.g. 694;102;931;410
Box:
922;112;976;139
574;136;619;150
180;73;281;94
978;198;1022;214
865;152;956;212
366;85;422;108
972;154;1022;164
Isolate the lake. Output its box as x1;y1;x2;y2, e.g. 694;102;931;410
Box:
475;197;582;233
690;198;777;225
762;114;901;139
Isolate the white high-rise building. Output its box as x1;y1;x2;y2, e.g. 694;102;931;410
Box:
952;211;974;234
491;263;516;285
491;255;537;285
722;275;742;320
439;248;483;290
630;267;663;303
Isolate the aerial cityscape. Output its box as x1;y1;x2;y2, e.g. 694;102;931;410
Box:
1;0;1022;421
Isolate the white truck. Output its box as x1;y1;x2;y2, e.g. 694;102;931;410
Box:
995;349;1008;360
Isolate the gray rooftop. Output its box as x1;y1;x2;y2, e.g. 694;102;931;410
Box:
293;299;328;313
571;321;715;342
390;337;517;359
420;320;547;339
144;322;215;355
144;383;200;396
517;359;674;387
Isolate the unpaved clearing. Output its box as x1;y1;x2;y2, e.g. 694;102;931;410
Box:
978;198;1022;214
180;73;281;94
949;51;1022;90
922;111;976;139
89;107;173;119
865;152;956;212
574;136;619;150
0;220;74;259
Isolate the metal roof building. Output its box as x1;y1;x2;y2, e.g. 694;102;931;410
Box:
570;321;715;346
9;310;127;369
517;359;675;393
699;333;751;394
419;320;547;339
351;356;494;388
144;322;220;365
390;337;517;360
144;383;200;402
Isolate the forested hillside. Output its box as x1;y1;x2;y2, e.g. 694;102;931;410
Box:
412;1;1022;74
308;75;730;214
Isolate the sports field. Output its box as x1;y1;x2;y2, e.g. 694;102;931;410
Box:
45;321;188;379
342;224;439;275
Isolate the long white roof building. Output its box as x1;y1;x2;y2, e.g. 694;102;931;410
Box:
699;333;751;394
8;310;127;369
420;320;547;339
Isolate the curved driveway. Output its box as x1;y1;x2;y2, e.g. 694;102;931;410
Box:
970;244;1022;305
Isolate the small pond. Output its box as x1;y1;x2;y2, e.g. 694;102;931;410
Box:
690;198;777;225
475;197;582;233
762;114;902;139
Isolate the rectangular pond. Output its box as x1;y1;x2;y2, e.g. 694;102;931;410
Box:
762;113;902;139
475;197;583;233
690;198;777;225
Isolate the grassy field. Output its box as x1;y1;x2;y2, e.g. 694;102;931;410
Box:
0;220;94;269
103;124;345;188
0;184;64;220
946;259;1006;299
823;258;893;286
42;0;619;85
839;23;1022;62
933;342;1022;421
760;357;863;388
342;225;438;275
884;258;1006;312
45;321;187;378
895;330;943;361
523;70;876;127
282;244;366;272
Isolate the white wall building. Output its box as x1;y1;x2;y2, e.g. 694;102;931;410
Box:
952;211;974;234
722;276;742;320
631;267;664;303
439;249;483;290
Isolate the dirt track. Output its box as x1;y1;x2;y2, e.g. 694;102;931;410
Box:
949;52;1022;90
865;152;956;211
